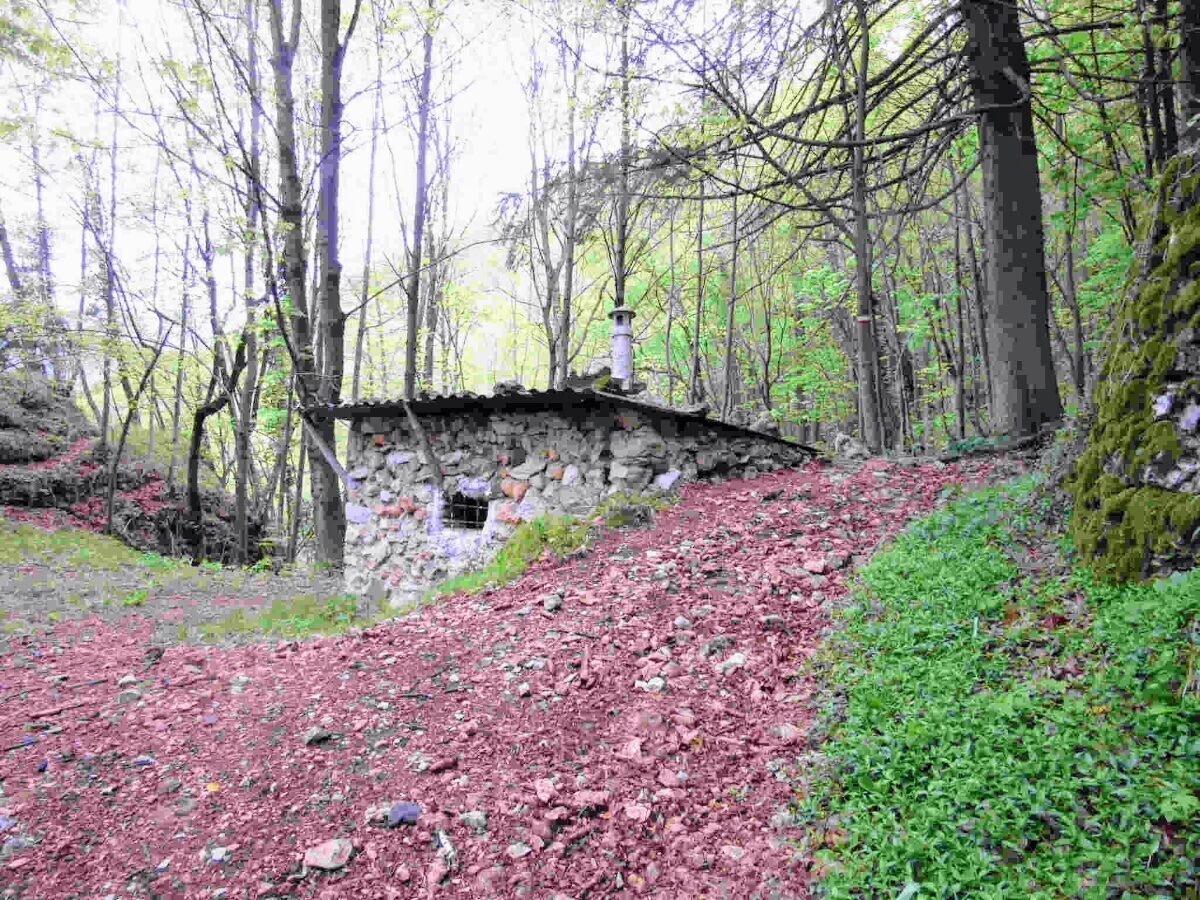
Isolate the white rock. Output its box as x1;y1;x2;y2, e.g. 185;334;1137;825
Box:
717;652;747;675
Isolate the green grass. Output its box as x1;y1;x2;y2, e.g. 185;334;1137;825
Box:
0;522;146;570
0;522;192;578
119;588;149;607
803;479;1200;897
199;593;377;640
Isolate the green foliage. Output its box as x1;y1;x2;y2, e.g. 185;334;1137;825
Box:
199;593;374;639
804;481;1200;896
944;435;1001;456
119;587;148;607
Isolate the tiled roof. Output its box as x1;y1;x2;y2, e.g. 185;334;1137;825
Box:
303;387;817;452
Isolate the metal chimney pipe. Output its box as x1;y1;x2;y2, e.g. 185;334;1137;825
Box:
609;305;635;391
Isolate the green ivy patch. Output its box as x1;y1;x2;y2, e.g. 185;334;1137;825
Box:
804;480;1200;896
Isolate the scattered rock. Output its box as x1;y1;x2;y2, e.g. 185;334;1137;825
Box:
506;842;532;860
458;810;488;834
229;674;252;694
428;755;458;774
206;846;229;865
717;652;747;675
760;614;786;631
116;689;141;704
802;557;827;574
700;635;733;658
303;837;353;871
387;801;422;827
827;552;851;570
571;789;611;811
534;778;557;805
301;727;332;746
116;674;137;688
771;723;803;744
624;802;651;823
541;592;563;613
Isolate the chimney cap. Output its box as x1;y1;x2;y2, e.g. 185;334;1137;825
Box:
608;305;636;320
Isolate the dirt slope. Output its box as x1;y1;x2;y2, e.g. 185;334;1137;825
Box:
0;457;999;899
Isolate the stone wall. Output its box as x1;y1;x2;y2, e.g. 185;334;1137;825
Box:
1070;155;1200;580
342;401;811;604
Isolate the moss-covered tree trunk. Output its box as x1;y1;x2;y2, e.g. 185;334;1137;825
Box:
1070;4;1200;580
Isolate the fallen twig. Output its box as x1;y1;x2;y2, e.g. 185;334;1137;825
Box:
29;699;88;720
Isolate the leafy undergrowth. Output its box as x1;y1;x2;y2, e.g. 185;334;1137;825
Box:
804;480;1200;896
0;457;1000;898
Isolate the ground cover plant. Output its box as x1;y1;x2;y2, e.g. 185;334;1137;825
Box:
802;480;1200;896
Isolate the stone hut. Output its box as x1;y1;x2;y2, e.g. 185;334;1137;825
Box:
307;387;815;606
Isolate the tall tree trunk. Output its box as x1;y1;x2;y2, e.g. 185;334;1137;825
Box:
187;339;247;561
556;52;579;388
268;0;357;565
352;12;384;402
665;208;675;404
689;176;705;403
964;0;1063;436
235;0;263;564
852;0;883;452
722;192;739;419
168;231;191;488
404;8;434;400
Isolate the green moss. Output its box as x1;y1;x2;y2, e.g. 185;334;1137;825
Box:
1069;161;1200;581
431;514;591;599
431;492;671;600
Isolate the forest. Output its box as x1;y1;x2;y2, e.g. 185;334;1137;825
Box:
2;0;1187;565
1;1;1199;896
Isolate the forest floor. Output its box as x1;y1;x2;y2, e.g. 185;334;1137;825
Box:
0;454;1011;899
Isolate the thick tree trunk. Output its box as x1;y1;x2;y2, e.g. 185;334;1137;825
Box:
309;0;356;565
187;340;247;562
964;0;1063;437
